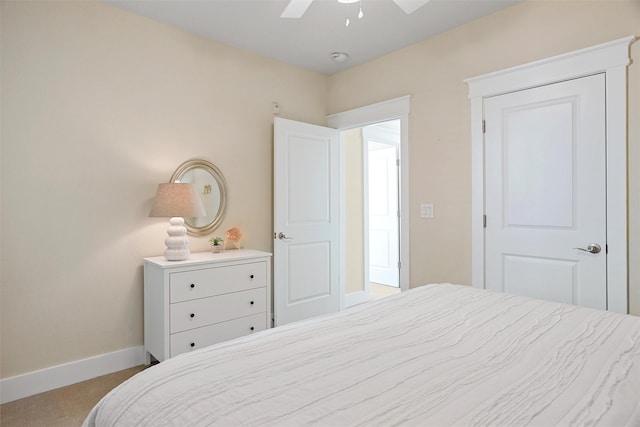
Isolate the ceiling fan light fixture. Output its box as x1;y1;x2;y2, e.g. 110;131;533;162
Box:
331;52;349;63
337;0;359;3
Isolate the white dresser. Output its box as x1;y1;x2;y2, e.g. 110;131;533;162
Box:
143;250;272;363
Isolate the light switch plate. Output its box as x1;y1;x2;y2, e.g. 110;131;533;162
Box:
421;203;434;219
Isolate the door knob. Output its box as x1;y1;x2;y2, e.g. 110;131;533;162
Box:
277;232;292;241
573;243;601;254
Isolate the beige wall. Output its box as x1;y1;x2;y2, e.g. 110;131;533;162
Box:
344;129;365;294
1;0;639;381
327;0;640;314
0;1;328;378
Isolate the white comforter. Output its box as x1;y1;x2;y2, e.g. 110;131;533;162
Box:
84;284;640;426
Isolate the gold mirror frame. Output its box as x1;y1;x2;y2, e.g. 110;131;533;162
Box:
170;159;228;236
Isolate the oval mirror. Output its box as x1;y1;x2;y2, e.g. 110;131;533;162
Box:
170;159;228;236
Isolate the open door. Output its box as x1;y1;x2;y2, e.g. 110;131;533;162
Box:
273;118;341;326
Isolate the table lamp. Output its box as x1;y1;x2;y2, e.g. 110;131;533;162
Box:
149;183;206;261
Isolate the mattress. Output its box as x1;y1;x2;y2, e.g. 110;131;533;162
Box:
84;284;640;426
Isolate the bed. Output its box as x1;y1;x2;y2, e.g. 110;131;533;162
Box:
84;283;640;426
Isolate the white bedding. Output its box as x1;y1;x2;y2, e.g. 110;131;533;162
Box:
84;284;640;426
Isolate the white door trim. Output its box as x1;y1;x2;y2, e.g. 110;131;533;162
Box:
327;96;411;294
465;36;635;314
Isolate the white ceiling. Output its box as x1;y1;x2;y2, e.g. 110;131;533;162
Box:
103;0;521;75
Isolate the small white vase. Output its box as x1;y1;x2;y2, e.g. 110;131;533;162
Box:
211;245;221;253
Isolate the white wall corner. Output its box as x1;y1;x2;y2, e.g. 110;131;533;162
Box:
0;346;144;404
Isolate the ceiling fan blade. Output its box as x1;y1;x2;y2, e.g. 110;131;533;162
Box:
280;0;314;18
392;0;429;14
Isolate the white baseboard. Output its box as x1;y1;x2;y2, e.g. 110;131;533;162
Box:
345;290;369;307
0;346;144;404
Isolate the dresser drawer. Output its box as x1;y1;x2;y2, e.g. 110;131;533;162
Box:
170;313;266;358
170;262;267;303
170;287;266;333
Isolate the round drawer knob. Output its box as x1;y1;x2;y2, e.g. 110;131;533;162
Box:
190;284;195;289
250;326;255;331
190;313;195;318
250;274;254;279
250;301;254;305
190;342;195;347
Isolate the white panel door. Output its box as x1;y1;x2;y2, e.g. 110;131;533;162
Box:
368;143;399;286
484;74;606;309
273;118;341;326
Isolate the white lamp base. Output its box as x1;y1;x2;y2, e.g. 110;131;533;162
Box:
164;217;190;261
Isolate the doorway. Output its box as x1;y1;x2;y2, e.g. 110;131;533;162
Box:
273;96;410;323
343;120;402;304
328;96;410;307
365;122;400;289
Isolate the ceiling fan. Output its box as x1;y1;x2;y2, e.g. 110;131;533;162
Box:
281;0;430;19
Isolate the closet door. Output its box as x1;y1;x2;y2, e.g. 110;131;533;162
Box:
484;74;607;309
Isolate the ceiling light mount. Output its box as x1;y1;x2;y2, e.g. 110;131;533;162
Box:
330;52;350;63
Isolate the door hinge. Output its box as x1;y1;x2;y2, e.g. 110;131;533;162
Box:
397;261;401;269
396;159;400;166
606;244;609;254
482;120;486;134
483;215;487;228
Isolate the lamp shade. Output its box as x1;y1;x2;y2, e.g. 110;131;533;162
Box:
149;183;206;218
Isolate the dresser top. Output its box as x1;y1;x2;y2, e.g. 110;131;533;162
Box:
144;249;272;268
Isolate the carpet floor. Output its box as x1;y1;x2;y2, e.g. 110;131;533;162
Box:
0;365;146;427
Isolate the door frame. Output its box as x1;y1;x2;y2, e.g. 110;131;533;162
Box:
465;36;635;314
327;96;411;306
